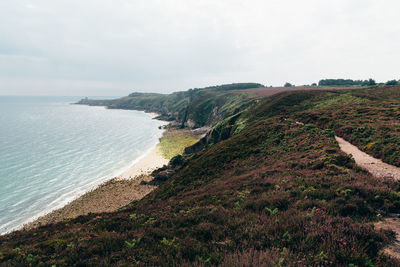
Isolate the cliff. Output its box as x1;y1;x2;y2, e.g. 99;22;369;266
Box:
76;83;264;128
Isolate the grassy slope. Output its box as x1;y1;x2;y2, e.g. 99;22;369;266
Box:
77;83;262;128
158;129;200;160
2;87;400;266
294;86;400;166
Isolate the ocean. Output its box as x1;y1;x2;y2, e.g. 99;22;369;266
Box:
0;96;166;234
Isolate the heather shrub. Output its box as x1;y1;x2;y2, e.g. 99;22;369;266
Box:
2;88;400;266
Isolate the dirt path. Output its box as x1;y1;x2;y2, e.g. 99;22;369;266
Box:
335;136;400;260
335;136;400;180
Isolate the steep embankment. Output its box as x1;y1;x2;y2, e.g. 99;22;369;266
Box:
2;87;400;266
77;83;264;128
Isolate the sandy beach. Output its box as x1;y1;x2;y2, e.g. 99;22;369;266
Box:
118;145;169;179
23;144;169;231
20;121;203;232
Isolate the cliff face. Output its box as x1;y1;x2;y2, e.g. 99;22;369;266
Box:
76;83;264;128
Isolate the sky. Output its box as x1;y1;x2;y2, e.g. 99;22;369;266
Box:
0;0;400;96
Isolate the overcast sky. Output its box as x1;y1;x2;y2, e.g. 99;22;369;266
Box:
1;0;399;96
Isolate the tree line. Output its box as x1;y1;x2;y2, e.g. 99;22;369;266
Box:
283;78;399;87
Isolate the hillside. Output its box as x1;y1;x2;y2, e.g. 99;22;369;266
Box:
76;83;264;128
2;86;400;266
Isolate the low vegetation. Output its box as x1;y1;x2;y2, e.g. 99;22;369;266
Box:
158;128;200;159
2;86;400;266
294;86;400;167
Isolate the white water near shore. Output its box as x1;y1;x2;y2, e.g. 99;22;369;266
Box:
0;96;167;234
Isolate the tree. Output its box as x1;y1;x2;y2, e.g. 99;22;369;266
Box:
284;82;293;87
367;79;376;86
319;79;359;86
361;79;376;86
386;80;399;86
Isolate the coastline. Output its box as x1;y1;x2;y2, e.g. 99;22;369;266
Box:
11;110;202;234
23;141;169;231
19;111;169;232
118;145;169;179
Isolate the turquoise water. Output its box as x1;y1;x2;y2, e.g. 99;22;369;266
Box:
0;96;166;234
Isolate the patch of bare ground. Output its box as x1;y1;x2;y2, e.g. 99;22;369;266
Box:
23;174;155;231
335;136;400;260
375;217;400;260
335;136;400;180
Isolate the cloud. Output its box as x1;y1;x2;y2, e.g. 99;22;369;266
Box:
0;0;399;95
24;4;36;9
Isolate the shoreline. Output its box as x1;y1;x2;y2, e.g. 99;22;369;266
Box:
17;111;169;233
5;109;202;234
117;144;169;179
22;142;169;231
